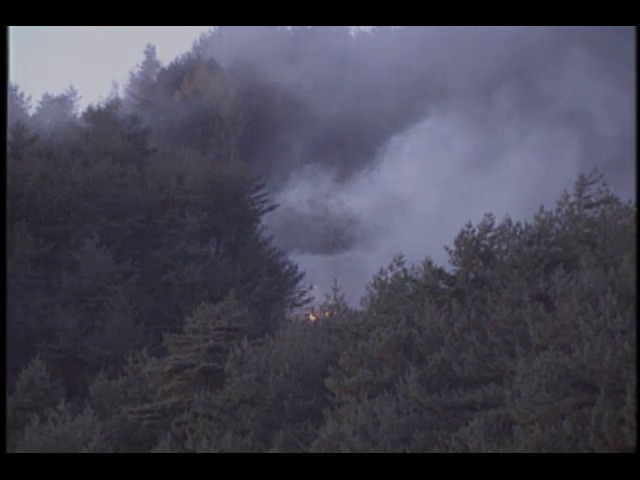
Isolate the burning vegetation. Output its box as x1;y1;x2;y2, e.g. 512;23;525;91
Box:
292;304;339;323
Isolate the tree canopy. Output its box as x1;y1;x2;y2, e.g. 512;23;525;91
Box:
7;32;636;452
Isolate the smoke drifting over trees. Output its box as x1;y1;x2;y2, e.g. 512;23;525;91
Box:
7;26;636;452
187;26;634;304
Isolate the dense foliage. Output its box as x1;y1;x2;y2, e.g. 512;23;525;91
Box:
7;51;309;401
6;28;636;452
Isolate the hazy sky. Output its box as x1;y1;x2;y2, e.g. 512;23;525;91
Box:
9;26;213;110
8;26;374;110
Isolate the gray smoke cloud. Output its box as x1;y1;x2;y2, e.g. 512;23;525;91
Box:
197;26;635;306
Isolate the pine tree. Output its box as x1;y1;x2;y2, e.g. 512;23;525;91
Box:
8;83;31;126
15;401;109;453
7;356;66;451
180;316;343;452
125;43;162;114
127;296;251;450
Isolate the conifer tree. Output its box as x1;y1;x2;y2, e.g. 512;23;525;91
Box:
7;357;66;451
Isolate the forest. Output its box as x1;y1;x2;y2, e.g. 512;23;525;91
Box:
6;26;636;452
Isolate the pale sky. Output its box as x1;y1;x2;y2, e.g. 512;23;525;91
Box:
8;26;374;112
9;26;214;110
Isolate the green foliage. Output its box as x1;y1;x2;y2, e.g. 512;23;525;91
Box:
8;83;31;126
36;233;145;398
123;296;251;450
15;402;109;453
87;351;159;452
176;317;345;452
315;170;636;452
6;34;634;452
8;121;38;163
31;87;81;145
7;357;66;450
125;43;162;114
81;98;154;177
7;66;309;406
127;51;245;158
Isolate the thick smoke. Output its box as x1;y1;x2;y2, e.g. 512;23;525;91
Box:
195;26;635;306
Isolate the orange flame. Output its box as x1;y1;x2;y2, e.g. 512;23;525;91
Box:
304;307;337;322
